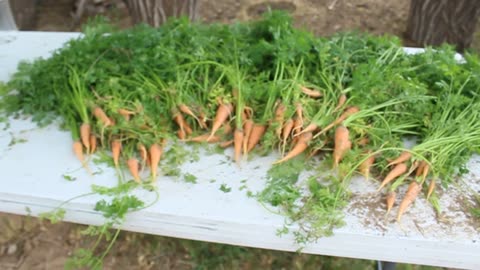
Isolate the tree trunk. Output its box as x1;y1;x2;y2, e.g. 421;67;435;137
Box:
123;0;199;27
406;0;480;51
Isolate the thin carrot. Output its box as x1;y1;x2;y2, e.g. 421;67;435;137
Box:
377;163;408;191
295;123;318;136
397;181;422;222
246;124;267;152
332;125;351;168
275;103;287;138
111;139;122;168
118;108;135;121
73;140;91;173
127;158;141;183
322;106;359;134
416;161;427;177
149;143;163;181
426;179;436;200
388;151;412;167
333;94;347;112
188;133;221;143
422;163;430;181
177;129;187;140
359;154;375;180
209;103;233;139
93;106;112;126
242;119;254;155
233;128;244;164
138;143;149;168
282;118;294;144
80;123;91;152
273;132;312;164
173;112;193;135
295;102;303;123
356;137;369;146
89;135;97;154
179;104;204;128
386;191;396;215
300;86;322;98
219;140;234;148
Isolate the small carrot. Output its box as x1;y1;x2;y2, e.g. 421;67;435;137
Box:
426;179;436;200
274;103;287;138
397;181;422;222
89;135;97;154
386;191;396;215
242;119;254;155
209;103;233;139
118;108;135;121
359;154;375;180
295;102;303;123
246;124;267;152
138;143;149;167
150;143;163;181
222;122;233;136
295;123;318;136
388;151;412;167
80;123;91;152
321;106;359;134
377;163;408;191
332;126;351;168
233;128;244;164
111;139;122;168
356;137;369;146
282;118;294;144
127;158;141;183
415;161;427;177
173;112;193;135
73;140;90;173
93;106;112;126
333;94;347;112
177;129;187;140
422;163;430;181
219;140;234;148
300;86;322;98
273;132;312;164
179;104;204;128
188;133;221;143
292;116;303;135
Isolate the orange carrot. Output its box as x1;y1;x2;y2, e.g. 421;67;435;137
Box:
246;124;267;152
332;125;351;168
177;129;187;140
219;140;234;148
386;191;396;215
89;135;97;154
111;139;122;168
127;158;141;183
93;106;112;126
300;86;322;98
80;123;91;152
415;161;427;177
149;143;163;180
209;103;233;139
173;112;193;135
282;118;294;144
359;154;375;179
233;128;244;164
295;102;303;123
138;143;149;167
179;104;204;128
222;122;233;136
377;163;408;191
422;163;430;181
275;103;287;138
118;108;135;121
188;133;221;143
322;106;359;134
397;181;422;222
426;179;435;200
356;137;369;146
333;94;347;112
296;123;318;136
73;141;90;173
273;132;312;164
242;119;254;155
388;151;412;167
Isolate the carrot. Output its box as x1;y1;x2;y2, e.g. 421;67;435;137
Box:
386;191;396;215
118;108;135;121
322;106;359;134
222;122;233;136
333;94;347;112
93;106;112;126
275;103;287;138
359;154;375;180
415;161;427;177
397;181;422;222
242;119;254;155
89;135;97;154
377;163;408;191
219;140;234;148
173;112;193;135
332;125;351;168
111;139;122;168
426;179;436;200
295;102;303;123
295;123;318;136
80;123;91;152
127;158;141;183
388;151;412;167
73;140;90;173
233;128;244;164
138;143;149;167
356;137;369;146
422;163;430;181
149;143;163;181
282;118;294;144
177;129;187;140
188;133;221;143
300;86;322;98
273;132;312;164
179;104;204;128
246;124;267;152
209;103;233;139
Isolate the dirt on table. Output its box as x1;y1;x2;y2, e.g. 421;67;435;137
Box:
1;0;476;269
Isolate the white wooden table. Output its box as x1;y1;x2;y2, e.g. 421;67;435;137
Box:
0;31;479;269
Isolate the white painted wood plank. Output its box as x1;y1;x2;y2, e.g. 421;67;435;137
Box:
0;31;479;269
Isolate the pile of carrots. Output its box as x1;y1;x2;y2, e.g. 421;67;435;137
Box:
3;11;480;224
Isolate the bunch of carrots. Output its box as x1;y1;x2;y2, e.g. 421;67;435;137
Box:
3;11;480;225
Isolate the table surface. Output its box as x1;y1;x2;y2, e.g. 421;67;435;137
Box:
0;31;479;269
